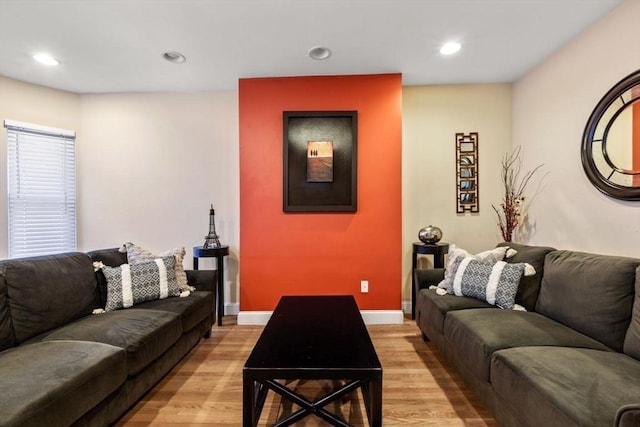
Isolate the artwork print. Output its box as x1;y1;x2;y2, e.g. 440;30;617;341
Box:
307;141;334;182
283;111;357;212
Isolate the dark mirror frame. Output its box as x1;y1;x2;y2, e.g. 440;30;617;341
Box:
581;69;640;200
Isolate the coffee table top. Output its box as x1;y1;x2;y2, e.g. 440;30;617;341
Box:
244;295;381;374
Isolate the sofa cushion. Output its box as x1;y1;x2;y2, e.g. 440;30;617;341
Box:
536;250;639;352
88;247;128;267
497;242;555;311
36;309;182;376
450;258;526;309
0;340;126;427
134;291;214;332
0;252;97;344
185;269;217;293
0;273;15;351
444;309;612;382
102;257;181;311
623;266;640;360
491;347;640;427
416;288;493;335
87;248;128;308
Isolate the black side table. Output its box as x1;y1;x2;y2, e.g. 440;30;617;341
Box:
193;245;229;326
411;242;449;320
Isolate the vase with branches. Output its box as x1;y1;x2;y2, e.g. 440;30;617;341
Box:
492;147;543;242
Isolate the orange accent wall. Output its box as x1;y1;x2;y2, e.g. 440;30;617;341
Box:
239;74;402;311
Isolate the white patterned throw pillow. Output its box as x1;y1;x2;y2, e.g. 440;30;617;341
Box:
437;244;514;294
120;242;192;293
102;256;181;311
450;257;529;310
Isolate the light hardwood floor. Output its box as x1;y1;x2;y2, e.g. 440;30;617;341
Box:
116;317;497;426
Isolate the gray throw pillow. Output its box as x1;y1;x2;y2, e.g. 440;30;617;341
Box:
102;256;180;311
437;244;511;294
121;242;190;293
451;257;526;310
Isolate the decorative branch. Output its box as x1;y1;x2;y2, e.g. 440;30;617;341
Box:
492;147;543;242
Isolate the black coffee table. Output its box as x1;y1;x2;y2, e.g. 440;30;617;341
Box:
243;295;382;427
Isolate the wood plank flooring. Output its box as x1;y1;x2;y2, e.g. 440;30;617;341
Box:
115;317;497;426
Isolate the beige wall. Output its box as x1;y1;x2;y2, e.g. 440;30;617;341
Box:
78;92;240;306
402;84;513;307
513;0;640;256
0;76;81;259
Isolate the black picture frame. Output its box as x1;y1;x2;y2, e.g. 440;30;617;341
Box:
283;111;358;212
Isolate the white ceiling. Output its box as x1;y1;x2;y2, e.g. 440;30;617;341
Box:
0;0;623;94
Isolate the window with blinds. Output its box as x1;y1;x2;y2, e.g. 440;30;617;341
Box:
4;120;77;258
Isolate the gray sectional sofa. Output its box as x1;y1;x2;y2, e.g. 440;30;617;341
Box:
415;242;640;427
0;248;216;426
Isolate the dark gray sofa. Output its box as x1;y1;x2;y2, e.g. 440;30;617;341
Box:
0;248;216;427
415;242;640;427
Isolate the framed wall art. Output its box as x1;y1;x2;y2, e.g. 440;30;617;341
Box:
283;111;358;212
456;132;479;213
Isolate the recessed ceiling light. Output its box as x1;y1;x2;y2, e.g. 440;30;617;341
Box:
33;53;60;66
162;51;186;64
440;42;461;56
308;46;331;60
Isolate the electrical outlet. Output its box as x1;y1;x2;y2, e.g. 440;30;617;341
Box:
360;280;369;293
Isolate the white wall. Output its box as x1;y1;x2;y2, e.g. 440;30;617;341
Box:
0;77;81;259
78;92;240;306
513;0;640;256
0;83;240;309
402;84;513;307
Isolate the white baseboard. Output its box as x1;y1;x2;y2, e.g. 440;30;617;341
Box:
360;310;405;325
237;310;404;326
224;302;239;316
402;300;411;314
237;311;273;325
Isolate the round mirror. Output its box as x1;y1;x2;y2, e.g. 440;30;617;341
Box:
582;69;640;200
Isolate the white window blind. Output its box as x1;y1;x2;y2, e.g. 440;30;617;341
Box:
4;120;77;258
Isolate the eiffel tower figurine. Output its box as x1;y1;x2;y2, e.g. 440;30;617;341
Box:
203;204;221;249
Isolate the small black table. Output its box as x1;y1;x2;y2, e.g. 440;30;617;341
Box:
411;242;449;319
193;245;229;326
243;295;382;427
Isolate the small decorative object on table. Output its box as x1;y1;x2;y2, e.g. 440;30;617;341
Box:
418;225;443;244
203;204;221;249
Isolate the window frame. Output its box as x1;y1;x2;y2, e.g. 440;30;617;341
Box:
4;119;77;258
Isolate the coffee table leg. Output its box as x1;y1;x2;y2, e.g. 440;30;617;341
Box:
243;374;255;427
369;372;383;427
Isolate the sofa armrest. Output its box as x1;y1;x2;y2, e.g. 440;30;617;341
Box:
185;269;217;293
616;404;640;427
414;268;445;292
